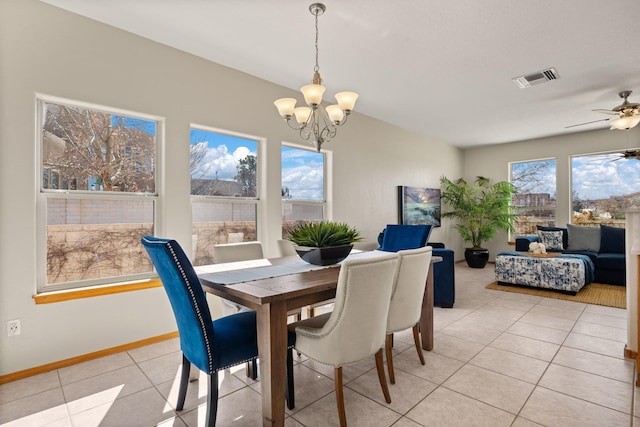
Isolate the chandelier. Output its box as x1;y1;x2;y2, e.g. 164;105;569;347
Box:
274;3;358;152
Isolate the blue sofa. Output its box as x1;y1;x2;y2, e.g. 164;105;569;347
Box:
377;226;456;307
515;224;625;286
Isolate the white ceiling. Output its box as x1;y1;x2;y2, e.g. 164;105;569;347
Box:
41;0;640;148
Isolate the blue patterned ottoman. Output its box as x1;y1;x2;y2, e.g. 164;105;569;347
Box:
495;253;588;294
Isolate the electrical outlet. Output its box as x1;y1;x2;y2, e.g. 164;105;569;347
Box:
7;319;20;337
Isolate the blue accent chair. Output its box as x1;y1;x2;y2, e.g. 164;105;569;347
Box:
141;236;296;426
428;243;456;308
379;224;432;252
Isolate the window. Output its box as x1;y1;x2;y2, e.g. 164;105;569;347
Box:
571;151;640;226
38;97;159;291
510;159;557;237
190;127;260;266
281;144;325;238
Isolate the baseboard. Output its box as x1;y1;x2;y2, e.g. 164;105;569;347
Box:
0;331;179;385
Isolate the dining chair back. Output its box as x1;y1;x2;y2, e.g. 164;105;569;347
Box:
212;241;264;263
290;252;399;426
379;224;432;252
142;236;280;426
277;239;298;257
385;246;432;383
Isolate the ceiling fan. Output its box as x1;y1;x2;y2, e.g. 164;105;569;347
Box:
612;149;640;161
565;91;640;130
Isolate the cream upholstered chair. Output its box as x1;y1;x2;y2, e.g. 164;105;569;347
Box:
213;242;265;316
288;253;399;427
278;238;335;318
277;239;298;257
212;241;265;264
213;241;303;319
385;246;432;384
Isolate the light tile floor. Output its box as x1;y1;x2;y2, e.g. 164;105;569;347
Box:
1;263;637;426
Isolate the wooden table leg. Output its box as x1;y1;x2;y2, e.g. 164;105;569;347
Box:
256;301;288;427
420;260;435;350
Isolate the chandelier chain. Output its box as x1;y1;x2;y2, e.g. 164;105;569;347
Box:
314;9;320;74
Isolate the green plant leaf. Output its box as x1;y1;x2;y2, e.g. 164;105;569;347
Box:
440;175;517;248
288;222;363;247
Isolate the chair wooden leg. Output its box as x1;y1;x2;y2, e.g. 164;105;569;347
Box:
205;372;218;427
177;354;190;411
385;334;395;384
375;349;392;404
246;359;258;380
412;324;425;365
286;347;295;410
334;367;347;427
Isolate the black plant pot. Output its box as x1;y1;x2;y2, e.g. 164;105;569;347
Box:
294;244;353;266
464;248;489;268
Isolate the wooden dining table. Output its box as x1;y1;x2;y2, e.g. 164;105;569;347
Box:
197;253;441;427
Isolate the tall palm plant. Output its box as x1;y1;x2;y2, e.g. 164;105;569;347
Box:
440;175;517;252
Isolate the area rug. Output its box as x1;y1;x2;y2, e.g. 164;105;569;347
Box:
485;281;626;309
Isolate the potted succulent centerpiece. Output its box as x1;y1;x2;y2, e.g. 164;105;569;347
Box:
288;221;363;266
440;176;517;268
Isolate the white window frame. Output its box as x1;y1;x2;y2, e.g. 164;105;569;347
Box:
281;142;331;223
36;94;163;293
509;157;557;239
189;125;265;253
570;149;640;225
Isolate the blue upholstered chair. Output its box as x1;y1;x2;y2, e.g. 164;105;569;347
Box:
379;224;432;252
427;242;456;308
141;236;296;426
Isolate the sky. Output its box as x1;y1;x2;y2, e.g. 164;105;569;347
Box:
572;153;640;200
190;130;255;181
281;145;323;201
189;130;324;200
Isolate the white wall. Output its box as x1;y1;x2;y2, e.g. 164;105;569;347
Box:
464;127;640;260
0;0;463;375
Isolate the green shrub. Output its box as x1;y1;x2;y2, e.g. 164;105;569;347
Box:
288;222;362;247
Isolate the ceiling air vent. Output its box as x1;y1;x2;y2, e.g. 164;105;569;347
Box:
512;67;559;89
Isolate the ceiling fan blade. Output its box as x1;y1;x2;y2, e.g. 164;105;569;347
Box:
592;109;619;115
564;118;610;129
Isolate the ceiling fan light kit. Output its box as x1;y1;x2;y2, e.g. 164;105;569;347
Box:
599;91;640;130
273;3;358;152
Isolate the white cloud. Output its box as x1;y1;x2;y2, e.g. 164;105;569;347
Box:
282;163;323;200
193;144;255;180
572;157;640;199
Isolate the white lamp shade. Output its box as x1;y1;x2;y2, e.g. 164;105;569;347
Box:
274;98;297;117
335;91;358;111
610;115;640;130
294;107;312;124
326;104;344;122
300;84;326;106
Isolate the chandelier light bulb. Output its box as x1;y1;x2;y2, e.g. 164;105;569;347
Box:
294;107;312;125
325;104;344;123
274;98;297;117
301;84;326;106
335;91;359;111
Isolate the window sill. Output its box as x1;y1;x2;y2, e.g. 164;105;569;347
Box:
33;279;163;304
